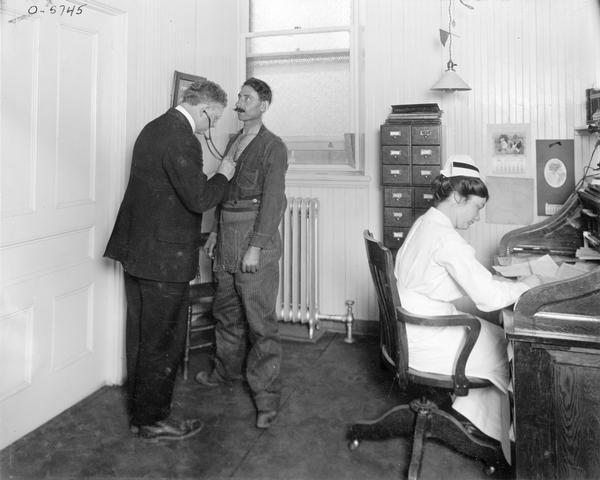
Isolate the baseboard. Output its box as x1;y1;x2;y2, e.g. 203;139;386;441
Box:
278;318;378;343
320;318;379;337
278;322;327;343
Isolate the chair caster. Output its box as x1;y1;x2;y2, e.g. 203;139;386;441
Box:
483;464;496;476
348;438;360;451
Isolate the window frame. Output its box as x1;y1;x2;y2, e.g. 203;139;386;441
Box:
238;0;364;175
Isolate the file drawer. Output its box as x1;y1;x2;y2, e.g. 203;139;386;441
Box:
382;145;410;164
412;145;441;165
414;187;435;209
383;187;413;207
383;226;410;249
412;165;440;185
383;207;413;227
382;164;411;185
381;125;410;145
411;125;440;145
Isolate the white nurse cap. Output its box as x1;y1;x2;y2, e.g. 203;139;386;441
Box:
440;154;482;178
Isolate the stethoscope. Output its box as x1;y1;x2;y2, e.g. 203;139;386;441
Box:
202;110;224;160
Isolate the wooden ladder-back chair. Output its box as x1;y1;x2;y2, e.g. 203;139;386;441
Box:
348;230;505;479
182;233;217;380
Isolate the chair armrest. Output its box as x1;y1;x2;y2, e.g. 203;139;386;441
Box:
397;306;481;396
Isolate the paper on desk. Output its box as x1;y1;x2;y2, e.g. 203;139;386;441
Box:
556;262;590;280
529;254;559;278
493;254;559;278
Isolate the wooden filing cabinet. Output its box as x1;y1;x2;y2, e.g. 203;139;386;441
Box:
381;122;442;250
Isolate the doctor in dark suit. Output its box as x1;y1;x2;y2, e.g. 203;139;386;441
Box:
104;80;235;441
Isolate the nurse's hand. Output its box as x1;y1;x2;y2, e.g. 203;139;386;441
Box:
521;274;543;288
203;232;217;259
241;246;261;273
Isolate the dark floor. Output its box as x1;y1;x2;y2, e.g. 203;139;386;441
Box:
0;332;502;480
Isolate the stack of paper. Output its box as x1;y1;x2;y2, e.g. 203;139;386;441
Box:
493;254;589;283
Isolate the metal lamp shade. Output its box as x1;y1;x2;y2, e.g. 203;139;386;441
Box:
431;67;471;91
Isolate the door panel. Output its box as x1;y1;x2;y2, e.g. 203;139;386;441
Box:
0;2;126;449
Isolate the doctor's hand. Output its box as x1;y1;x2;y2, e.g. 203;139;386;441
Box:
203;232;217;259
241;246;261;273
216;157;236;180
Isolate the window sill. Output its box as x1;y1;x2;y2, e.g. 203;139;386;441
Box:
286;168;371;188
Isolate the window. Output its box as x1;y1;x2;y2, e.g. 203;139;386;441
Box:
242;0;363;172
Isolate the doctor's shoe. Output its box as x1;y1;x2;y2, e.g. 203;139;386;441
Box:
256;410;278;429
137;417;203;441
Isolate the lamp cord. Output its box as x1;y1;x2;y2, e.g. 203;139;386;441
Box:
447;0;454;68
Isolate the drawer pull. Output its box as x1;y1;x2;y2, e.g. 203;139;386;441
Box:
390;131;402;137
393;212;404;219
420;170;432;176
390;150;401;156
390;169;401;175
423;193;433;200
392;232;405;239
419;130;432;138
420;148;432;157
392;193;404;200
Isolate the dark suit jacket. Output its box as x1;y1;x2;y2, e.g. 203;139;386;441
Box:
104;108;228;282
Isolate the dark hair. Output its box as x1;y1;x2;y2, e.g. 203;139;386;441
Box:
182;80;227;107
242;77;273;104
431;174;489;206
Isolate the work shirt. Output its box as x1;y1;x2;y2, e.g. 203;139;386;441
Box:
212;124;288;252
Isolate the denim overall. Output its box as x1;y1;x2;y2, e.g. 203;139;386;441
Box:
212;199;282;413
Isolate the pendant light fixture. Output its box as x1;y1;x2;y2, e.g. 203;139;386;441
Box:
431;0;471;92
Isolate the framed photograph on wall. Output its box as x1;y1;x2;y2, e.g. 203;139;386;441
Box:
171;71;206;108
487;124;531;177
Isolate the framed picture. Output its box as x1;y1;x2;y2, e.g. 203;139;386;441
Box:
487;124;531;177
171;70;206;108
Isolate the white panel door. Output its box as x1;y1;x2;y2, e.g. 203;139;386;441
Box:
0;1;127;449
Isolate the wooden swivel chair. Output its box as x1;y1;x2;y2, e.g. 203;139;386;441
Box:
348;230;505;479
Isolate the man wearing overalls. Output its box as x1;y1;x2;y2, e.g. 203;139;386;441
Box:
196;78;288;429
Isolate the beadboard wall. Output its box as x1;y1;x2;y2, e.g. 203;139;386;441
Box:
122;0;600;323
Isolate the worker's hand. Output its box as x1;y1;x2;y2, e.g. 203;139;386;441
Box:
216;157;236;180
203;232;217;259
241;246;261;273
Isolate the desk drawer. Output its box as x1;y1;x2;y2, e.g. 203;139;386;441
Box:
411;125;440;145
414;187;435;209
383;187;413;207
383;207;413;227
412;146;441;165
412;165;440;185
382;164;411;185
381;125;410;145
383;226;410;249
382;145;410;164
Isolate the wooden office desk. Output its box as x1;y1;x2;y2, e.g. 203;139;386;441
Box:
504;296;600;480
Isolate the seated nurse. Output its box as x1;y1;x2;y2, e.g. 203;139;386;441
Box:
393;154;540;463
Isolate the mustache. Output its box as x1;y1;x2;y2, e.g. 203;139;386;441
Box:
233;107;245;113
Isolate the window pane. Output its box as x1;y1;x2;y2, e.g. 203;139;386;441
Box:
250;0;351;31
247;54;350;138
248;32;349;56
